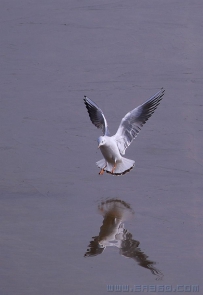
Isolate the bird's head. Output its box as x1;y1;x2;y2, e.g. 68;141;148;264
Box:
97;136;106;148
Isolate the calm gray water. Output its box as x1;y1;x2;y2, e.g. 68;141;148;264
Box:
0;0;202;294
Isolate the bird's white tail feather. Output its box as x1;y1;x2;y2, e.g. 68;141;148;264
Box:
96;157;135;175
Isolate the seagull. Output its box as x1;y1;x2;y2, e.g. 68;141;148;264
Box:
84;88;165;175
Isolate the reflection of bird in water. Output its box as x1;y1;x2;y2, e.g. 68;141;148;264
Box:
84;199;163;279
119;232;162;277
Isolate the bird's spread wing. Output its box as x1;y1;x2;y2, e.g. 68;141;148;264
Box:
84;96;110;136
114;88;165;155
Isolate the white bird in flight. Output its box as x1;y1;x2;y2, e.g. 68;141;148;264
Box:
84;88;165;176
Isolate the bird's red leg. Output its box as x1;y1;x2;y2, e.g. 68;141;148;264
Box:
99;163;107;175
111;163;116;174
99;169;105;175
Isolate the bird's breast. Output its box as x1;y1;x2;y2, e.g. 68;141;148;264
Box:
100;143;121;163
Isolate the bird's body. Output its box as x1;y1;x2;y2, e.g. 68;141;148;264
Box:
99;136;121;163
96;136;135;175
84;88;165;175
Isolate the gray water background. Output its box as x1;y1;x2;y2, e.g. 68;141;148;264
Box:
0;1;202;294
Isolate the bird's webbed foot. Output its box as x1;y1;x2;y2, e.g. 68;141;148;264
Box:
99;163;107;175
111;163;117;174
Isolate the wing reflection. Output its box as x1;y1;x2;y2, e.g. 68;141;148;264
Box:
84;199;163;279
